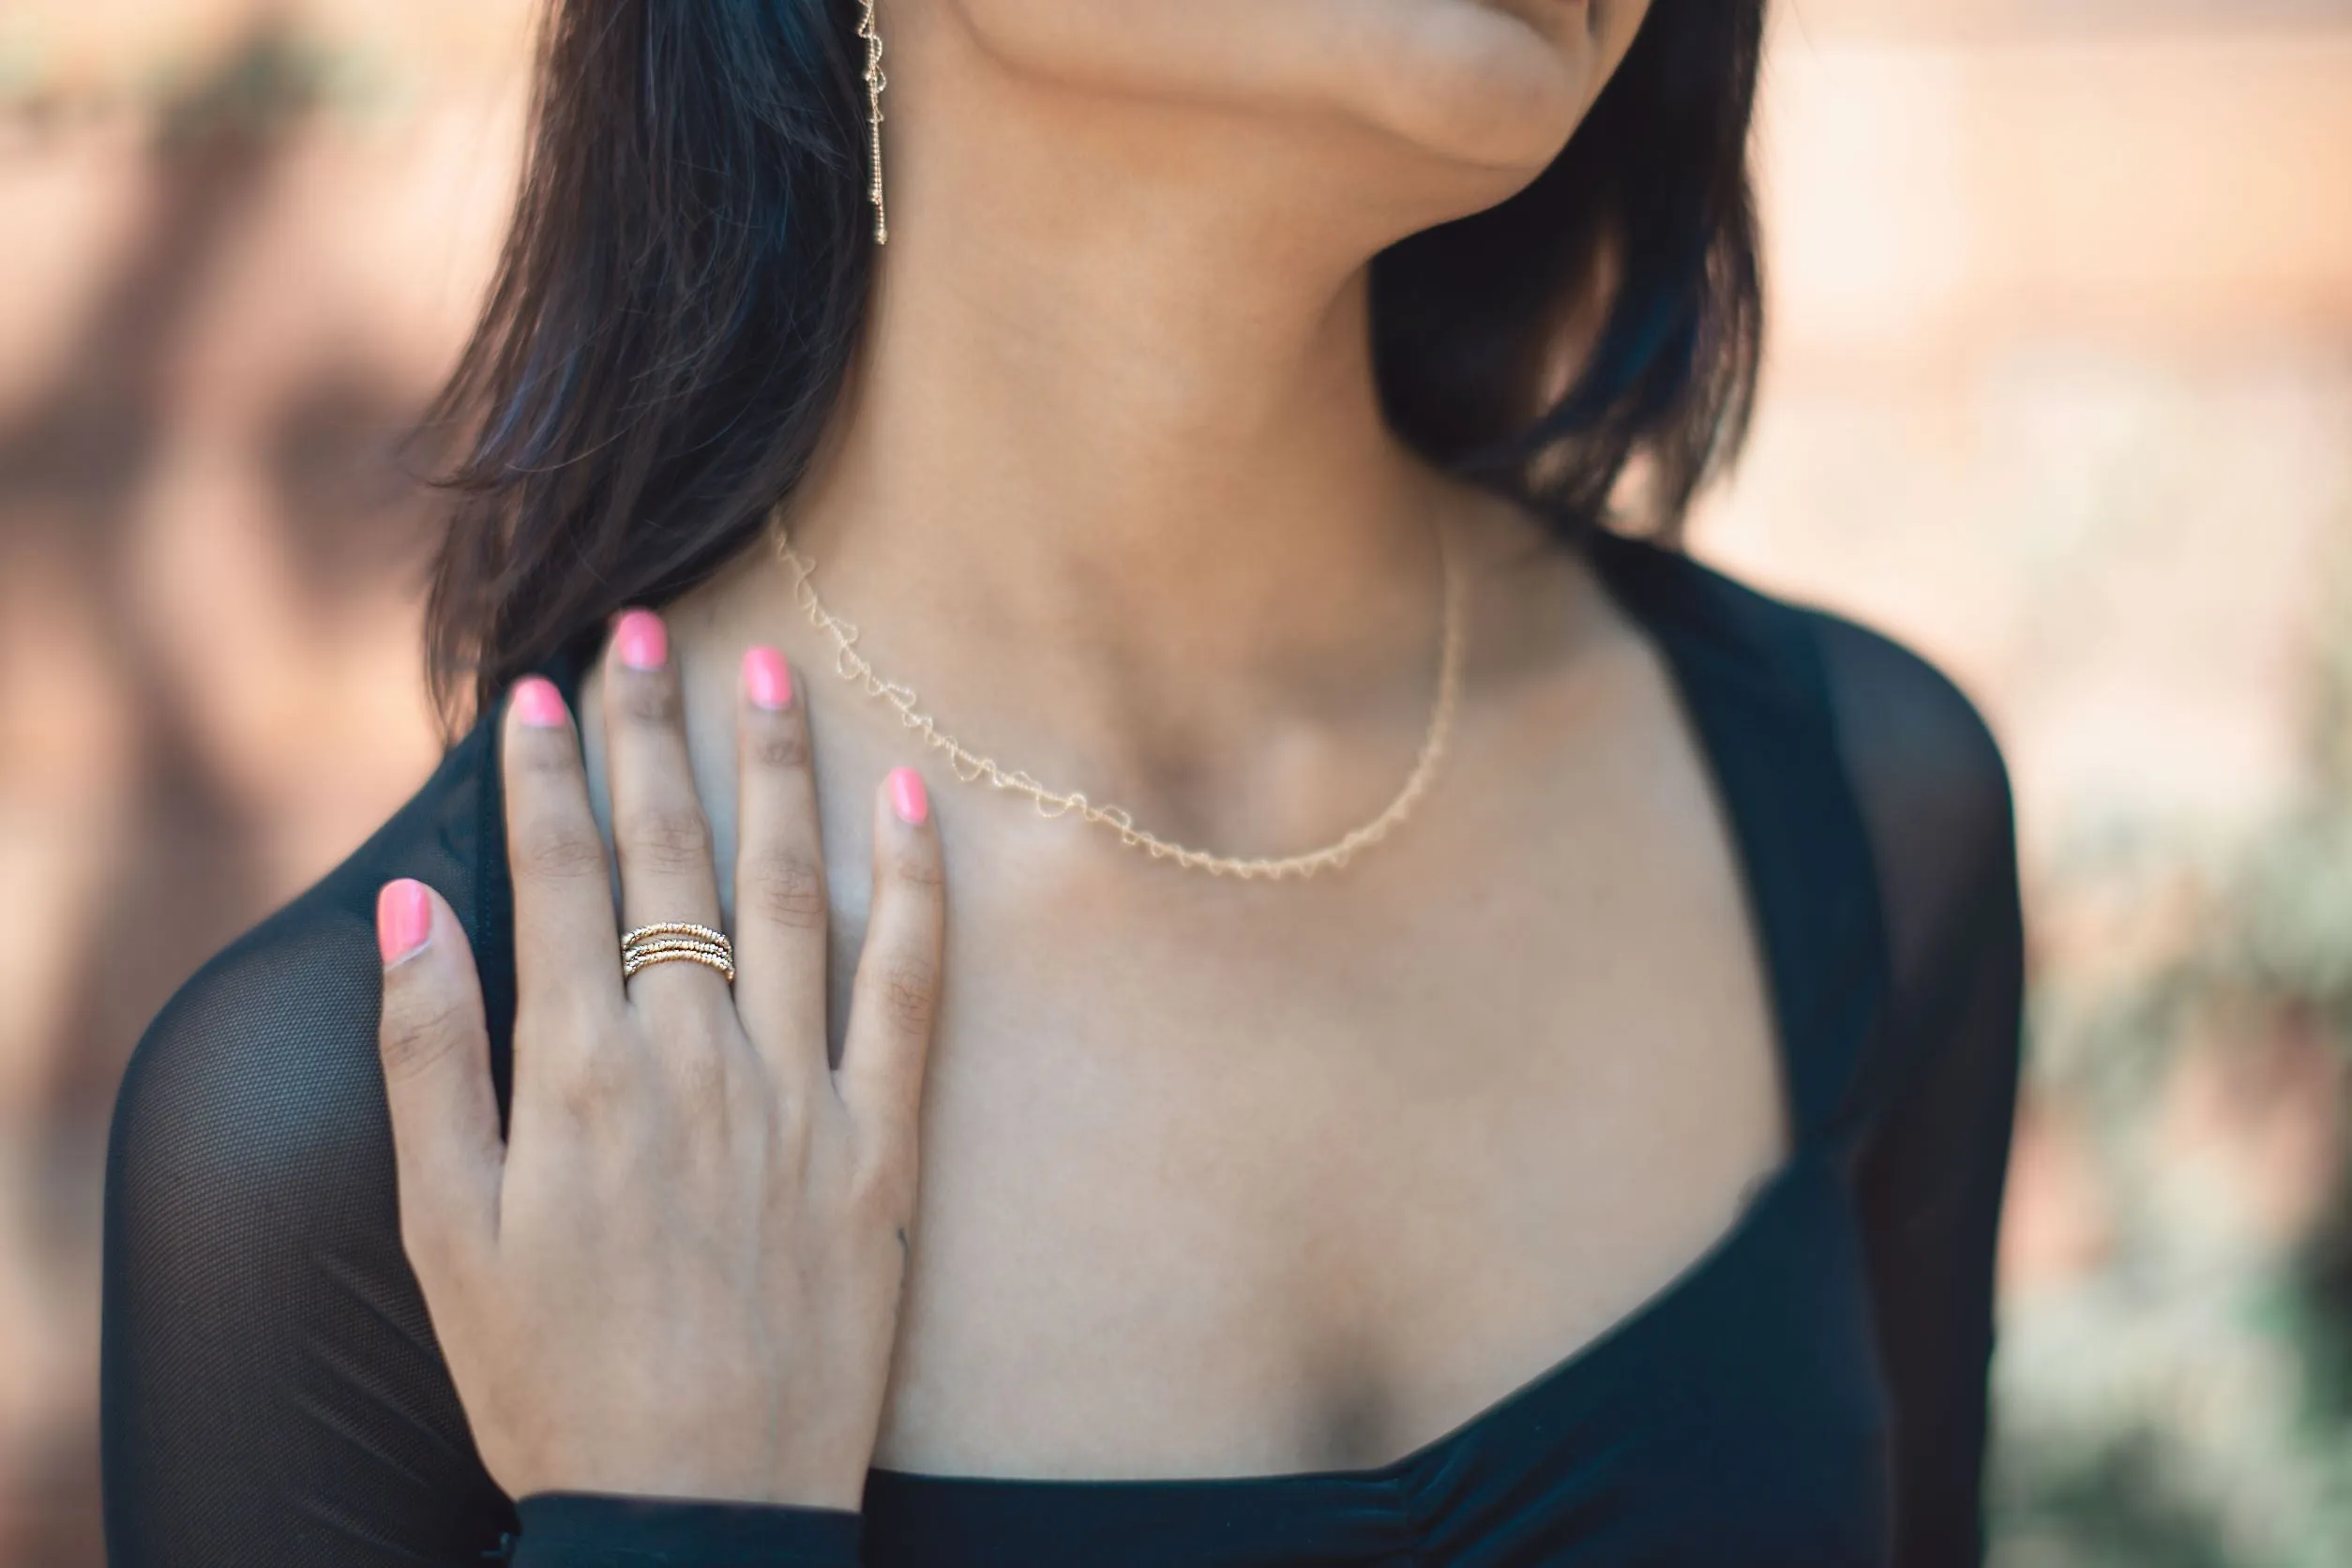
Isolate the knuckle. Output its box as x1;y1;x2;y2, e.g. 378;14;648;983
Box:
515;822;608;883
380;995;474;1083
621;806;712;873
532;989;604;1044
746;718;810;772
666;1033;734;1118
889;846;947;897
551;1034;638;1123
512;727;582;778
618;677;683;729
744;846;828;931
878;957;939;1036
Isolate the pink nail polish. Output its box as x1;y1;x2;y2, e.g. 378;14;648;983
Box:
377;880;432;964
888;766;928;825
744;646;793;711
511;677;567;728
615;610;668;671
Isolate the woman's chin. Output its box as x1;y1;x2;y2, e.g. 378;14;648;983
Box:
1304;0;1598;178
943;0;1606;211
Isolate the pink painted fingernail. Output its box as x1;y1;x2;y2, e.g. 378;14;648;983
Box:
744;646;793;711
512;677;567;728
377;879;432;964
615;610;668;671
888;766;928;825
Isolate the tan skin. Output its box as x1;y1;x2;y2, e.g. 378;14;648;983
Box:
376;0;1789;1508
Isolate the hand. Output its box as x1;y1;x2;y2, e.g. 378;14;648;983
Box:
370;610;946;1512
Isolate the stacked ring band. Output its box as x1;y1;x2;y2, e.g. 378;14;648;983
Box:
621;921;736;984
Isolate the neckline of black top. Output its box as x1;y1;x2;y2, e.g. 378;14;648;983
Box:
501;520;1890;1495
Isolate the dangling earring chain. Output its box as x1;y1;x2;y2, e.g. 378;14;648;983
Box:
857;0;888;244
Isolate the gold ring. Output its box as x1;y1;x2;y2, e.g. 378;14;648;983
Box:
621;922;735;984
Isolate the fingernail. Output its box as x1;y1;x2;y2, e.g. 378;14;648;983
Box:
744;646;793;711
615;610;668;671
888;766;928;825
512;677;567;728
377;879;432;964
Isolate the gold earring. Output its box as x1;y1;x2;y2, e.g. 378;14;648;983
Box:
857;0;888;244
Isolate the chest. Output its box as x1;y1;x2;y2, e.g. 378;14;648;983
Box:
809;648;1798;1482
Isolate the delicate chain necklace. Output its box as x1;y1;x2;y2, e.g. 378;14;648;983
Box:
768;507;1466;881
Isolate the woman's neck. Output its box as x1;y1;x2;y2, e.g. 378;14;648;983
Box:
690;17;1500;815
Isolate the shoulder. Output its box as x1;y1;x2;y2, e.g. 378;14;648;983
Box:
1681;553;2026;1001
1587;528;2020;1005
1792;598;2021;1032
1799;603;2014;854
1588;526;2015;856
110;718;505;1199
102;718;520;1560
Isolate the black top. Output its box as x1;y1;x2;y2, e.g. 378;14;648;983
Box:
99;526;2026;1567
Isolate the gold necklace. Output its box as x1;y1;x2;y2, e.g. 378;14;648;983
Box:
768;507;1465;881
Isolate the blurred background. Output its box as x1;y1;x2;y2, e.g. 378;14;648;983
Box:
3;1;2349;1562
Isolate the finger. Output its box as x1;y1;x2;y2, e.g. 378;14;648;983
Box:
601;610;728;1007
839;766;945;1172
376;878;499;1276
504;677;626;1022
732;647;831;1088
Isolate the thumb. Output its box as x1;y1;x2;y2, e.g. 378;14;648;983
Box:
375;878;501;1279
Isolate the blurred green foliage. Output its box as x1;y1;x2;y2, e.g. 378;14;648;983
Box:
1992;522;2352;1565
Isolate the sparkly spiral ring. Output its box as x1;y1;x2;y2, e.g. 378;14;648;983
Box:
620;922;736;984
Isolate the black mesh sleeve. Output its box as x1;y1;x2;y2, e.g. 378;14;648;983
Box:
1811;610;2028;1568
99;724;865;1566
99;731;522;1566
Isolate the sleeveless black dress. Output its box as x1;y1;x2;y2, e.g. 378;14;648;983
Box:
99;527;2026;1567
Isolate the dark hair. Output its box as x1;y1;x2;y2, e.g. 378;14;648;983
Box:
423;0;1766;727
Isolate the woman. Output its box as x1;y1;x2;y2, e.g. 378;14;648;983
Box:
99;0;2025;1563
